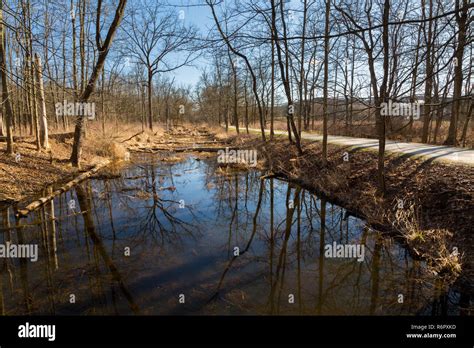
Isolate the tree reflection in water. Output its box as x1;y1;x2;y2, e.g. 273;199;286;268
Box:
0;154;470;315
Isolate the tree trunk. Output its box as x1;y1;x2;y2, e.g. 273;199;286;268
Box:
460;102;472;147
228;51;239;134
147;69;153;131
377;0;390;195
445;0;468;145
421;0;433;143
322;0;330;166
70;0;127;167
34;53;49;149
271;0;301;153
0;0;14;154
270;35;275;139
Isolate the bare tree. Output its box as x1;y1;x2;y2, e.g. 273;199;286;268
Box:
34;53;49;149
207;0;267;141
336;0;391;194
322;0;330;166
270;0;302;154
445;0;469;145
122;0;195;131
0;0;14;154
70;0;128;167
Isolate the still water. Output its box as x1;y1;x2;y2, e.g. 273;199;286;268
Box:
0;154;470;315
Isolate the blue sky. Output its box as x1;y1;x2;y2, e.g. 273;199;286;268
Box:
164;1;215;88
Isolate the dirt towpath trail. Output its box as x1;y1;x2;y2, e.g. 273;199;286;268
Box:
230;127;474;167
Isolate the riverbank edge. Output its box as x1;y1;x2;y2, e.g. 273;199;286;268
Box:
248;137;471;290
15;159;112;218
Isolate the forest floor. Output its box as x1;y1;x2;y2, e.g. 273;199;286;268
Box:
0;134;101;204
0;126;139;204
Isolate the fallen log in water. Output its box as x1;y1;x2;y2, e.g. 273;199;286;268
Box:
15;159;111;218
154;140;223;145
130;146;243;153
120;131;144;143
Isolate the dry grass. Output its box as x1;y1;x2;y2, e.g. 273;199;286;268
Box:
160;155;185;163
392;202;462;279
82;125;130;160
108;142;129;160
